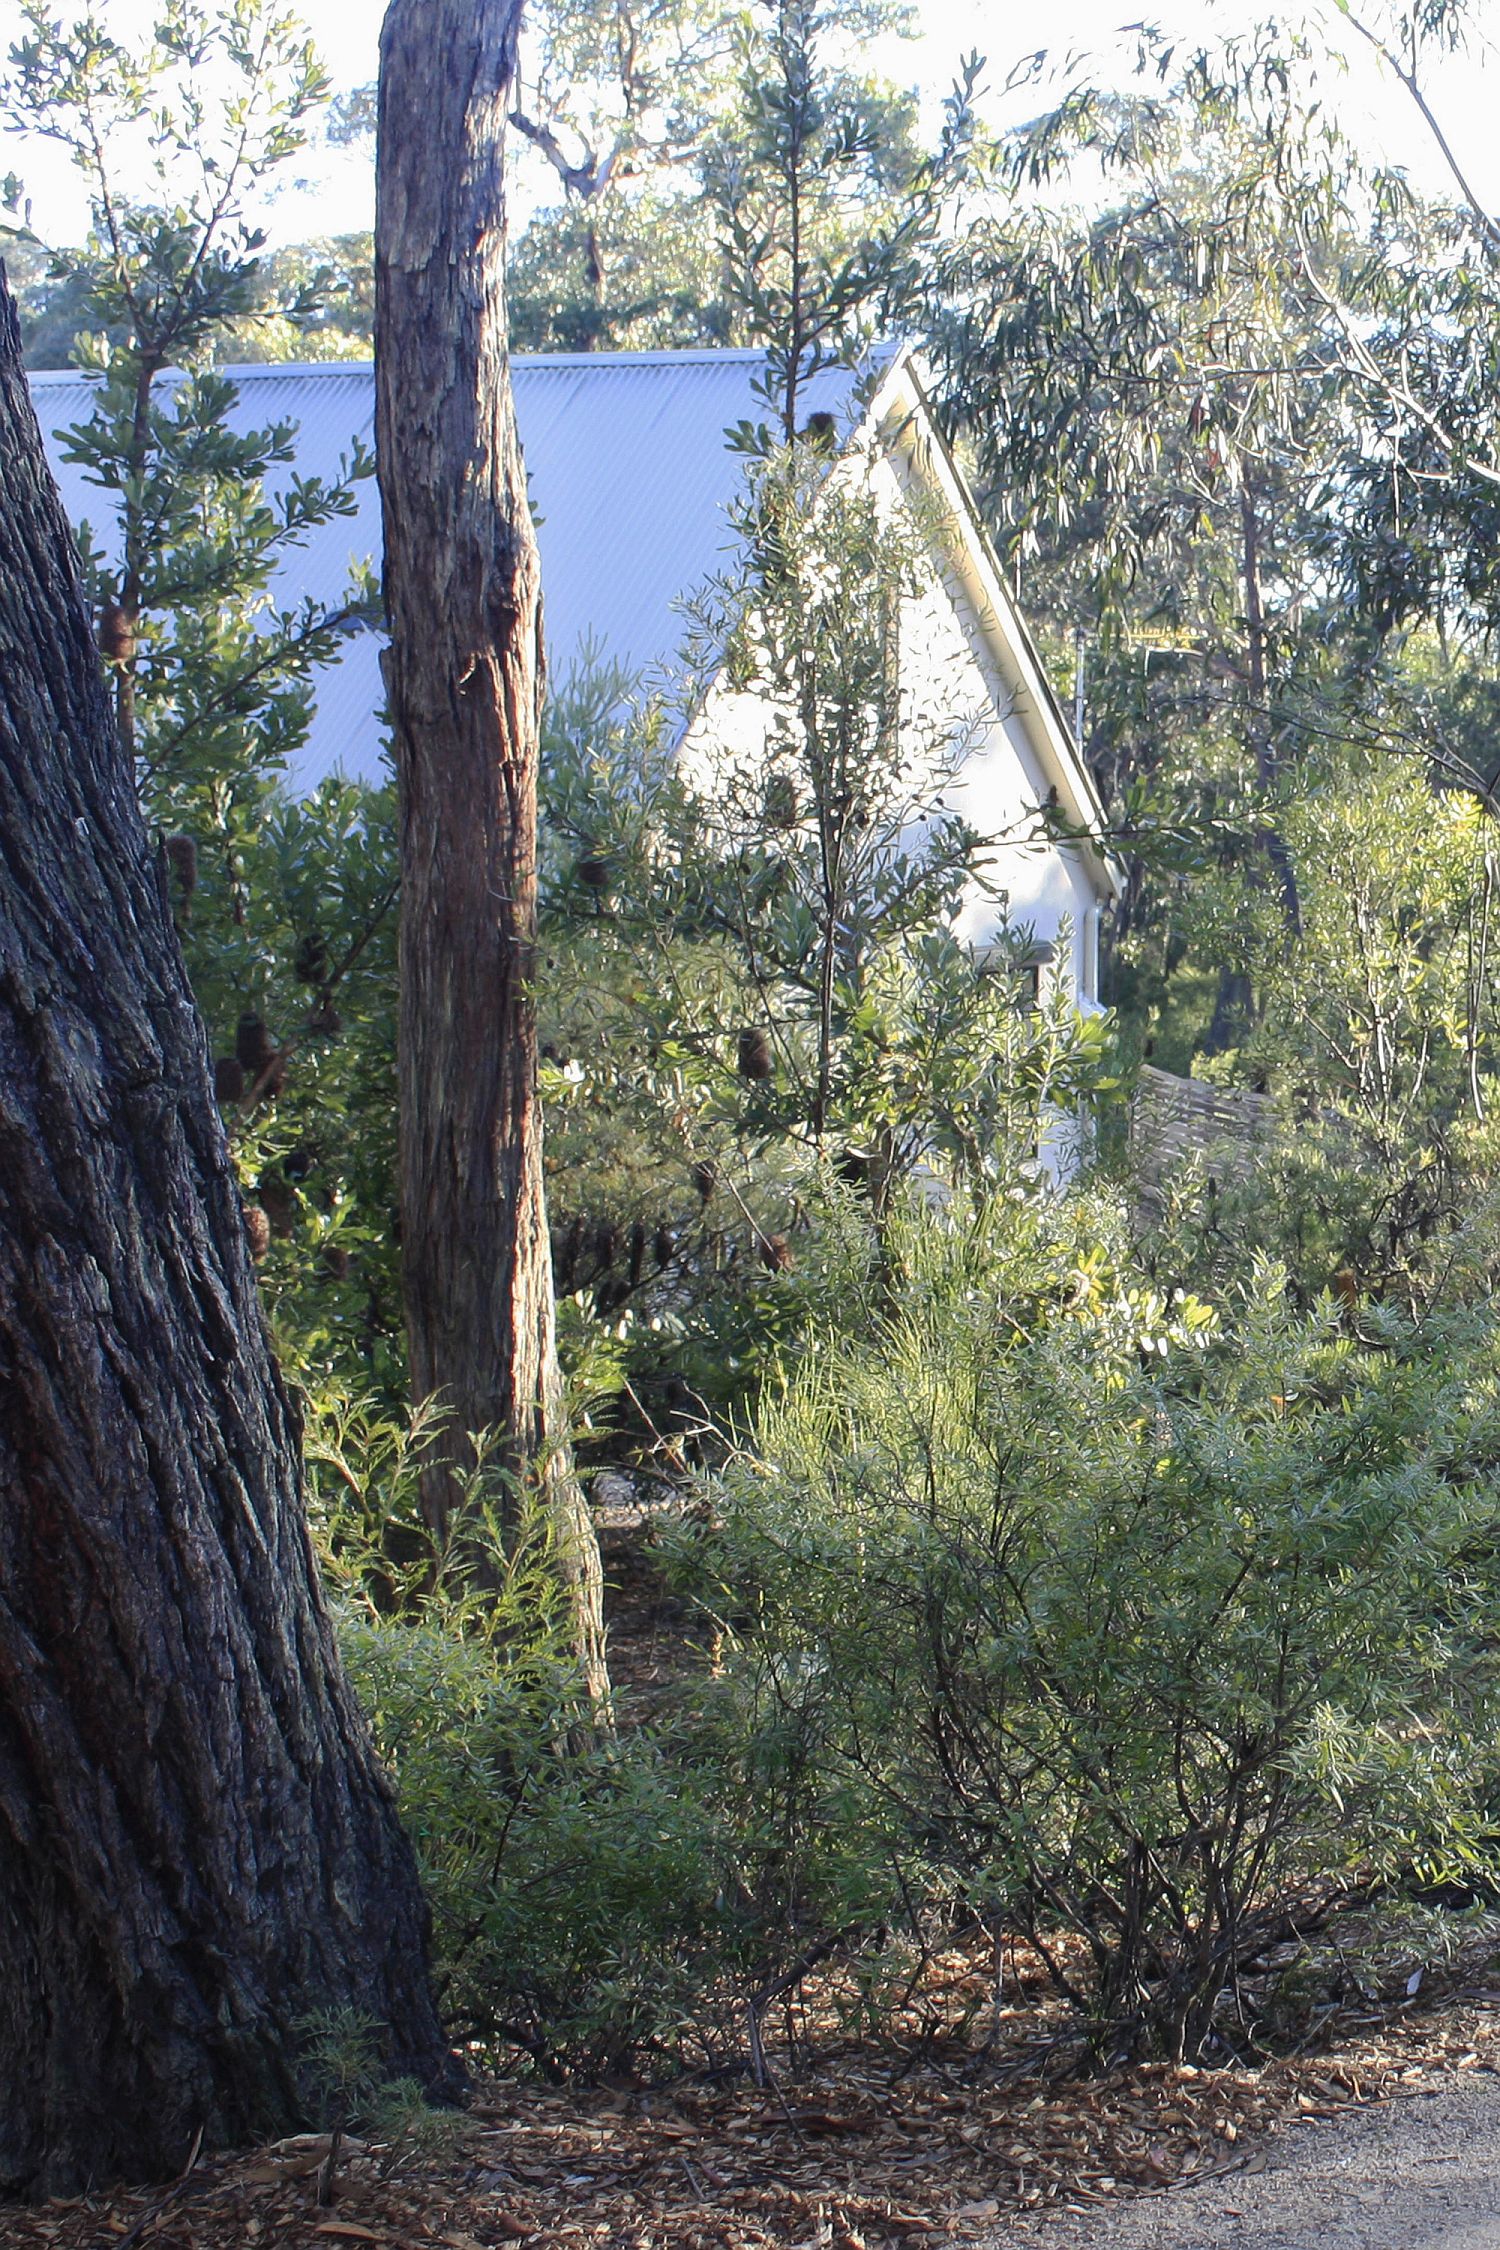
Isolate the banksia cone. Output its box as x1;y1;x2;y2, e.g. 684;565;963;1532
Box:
308;1000;343;1037
691;1159;718;1203
761;1232;794;1274
557;1215;585;1288
801;410;837;452
594;1220;620;1266
215;1055;247;1104
164;834;197;901
737;1026;773;1080
576;854;611;893
259;1050;288;1099
98;597;135;665
294;930;329;983
257;1175;297;1237
322;1244;351;1283
235;1012;275;1072
243;1202;272;1262
628;1221;647;1289
655;1225;676;1268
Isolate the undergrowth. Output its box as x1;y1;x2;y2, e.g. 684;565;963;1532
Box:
304;1183;1500;2081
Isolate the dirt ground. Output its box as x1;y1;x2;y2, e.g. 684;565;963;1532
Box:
5;1984;1500;2250
995;2065;1500;2250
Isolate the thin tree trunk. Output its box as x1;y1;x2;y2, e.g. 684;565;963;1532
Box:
0;266;459;2202
374;0;608;1705
1240;468;1300;941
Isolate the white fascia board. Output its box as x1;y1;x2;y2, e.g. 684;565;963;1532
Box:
851;350;1125;904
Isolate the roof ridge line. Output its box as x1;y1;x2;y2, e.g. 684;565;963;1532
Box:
26;343;903;383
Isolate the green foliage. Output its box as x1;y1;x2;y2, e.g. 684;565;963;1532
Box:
2;0;332;363
295;2005;465;2153
3;1;404;1379
342;1612;737;2076
678;1189;1500;2060
534;443;1117;1442
311;1412;734;2073
509;189;730;354
1137;750;1500;1304
708;0;970;434
305;1175;1500;2082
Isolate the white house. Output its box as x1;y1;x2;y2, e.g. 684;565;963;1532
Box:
29;343;1118;1016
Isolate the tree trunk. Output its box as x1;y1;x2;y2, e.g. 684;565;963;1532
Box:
1239;467;1301;941
0;268;459;2201
374;0;608;1704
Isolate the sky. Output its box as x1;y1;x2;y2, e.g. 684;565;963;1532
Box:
1;0;1498;247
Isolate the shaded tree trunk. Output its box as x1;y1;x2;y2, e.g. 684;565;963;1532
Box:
374;0;607;1703
0;268;459;2201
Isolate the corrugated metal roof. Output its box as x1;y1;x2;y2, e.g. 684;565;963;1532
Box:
28;349;873;791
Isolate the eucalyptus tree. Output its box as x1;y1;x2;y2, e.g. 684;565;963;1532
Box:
930;93;1379;1054
498;0;947;354
375;0;608;1703
0;262;457;2202
506;0;740;341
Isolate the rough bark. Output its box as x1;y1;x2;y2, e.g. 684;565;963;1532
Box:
0;267;460;2201
374;0;608;1702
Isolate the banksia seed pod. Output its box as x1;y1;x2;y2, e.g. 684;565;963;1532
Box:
594;1220;620;1266
576;854;611;892
322;1244;351;1282
257;1175;297;1237
761;1232;794;1274
308;1000;343;1038
215;1055;247;1104
284;1144;314;1183
691;1159;718;1203
294;930;329;983
557;1215;584;1288
259;1050;288;1099
801;409;837;452
737;1026;773;1080
236;1012;275;1072
98;597;135;666
655;1225;676;1269
628;1221;647;1289
243;1202;272;1262
164;834;197;900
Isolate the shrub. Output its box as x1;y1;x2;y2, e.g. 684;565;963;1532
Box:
306;1401;734;2074
341;1611;737;2076
678;1190;1500;2060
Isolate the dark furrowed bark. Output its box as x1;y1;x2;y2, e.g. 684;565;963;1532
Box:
0;264;460;2201
374;0;607;1703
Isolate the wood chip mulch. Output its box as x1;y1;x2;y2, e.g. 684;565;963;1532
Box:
8;1973;1500;2250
